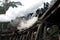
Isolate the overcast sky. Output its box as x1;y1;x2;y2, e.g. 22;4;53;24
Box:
0;0;52;22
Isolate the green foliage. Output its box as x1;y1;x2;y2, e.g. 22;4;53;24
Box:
48;25;58;34
0;22;9;30
0;0;22;14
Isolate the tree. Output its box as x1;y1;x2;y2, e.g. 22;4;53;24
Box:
0;0;22;14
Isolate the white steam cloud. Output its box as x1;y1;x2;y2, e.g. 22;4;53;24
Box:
0;0;45;22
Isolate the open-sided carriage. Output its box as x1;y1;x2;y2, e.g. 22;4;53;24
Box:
0;0;60;40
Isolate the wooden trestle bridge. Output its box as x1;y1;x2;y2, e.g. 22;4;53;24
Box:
0;0;60;40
